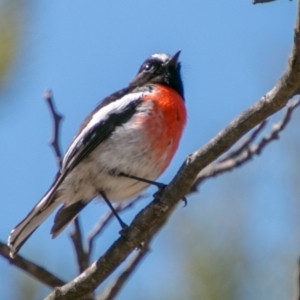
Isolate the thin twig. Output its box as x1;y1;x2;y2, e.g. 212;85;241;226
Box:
44;89;63;168
0;242;66;288
44;90;89;277
219;120;267;162
69;218;89;275
188;121;268;193
98;214;171;300
0;94;68;291
190;99;300;192
253;0;278;4
70;218;89;273
98;246;150;300
256;99;300;146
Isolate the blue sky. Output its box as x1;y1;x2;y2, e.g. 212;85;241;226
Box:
0;1;299;299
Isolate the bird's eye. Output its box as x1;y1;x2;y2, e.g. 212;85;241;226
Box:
143;63;152;71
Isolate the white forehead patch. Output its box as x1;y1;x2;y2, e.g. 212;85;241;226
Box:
151;53;170;63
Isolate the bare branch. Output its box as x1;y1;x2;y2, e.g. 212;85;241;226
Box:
188;122;267;192
256;99;300;144
70;218;89;273
190;99;300;192
44;89;63;168
44;90;88;278
0;241;65;288
98;213;171;300
0;90;83;292
45;1;300;298
253;0;279;4
219;120;267;161
98;247;150;300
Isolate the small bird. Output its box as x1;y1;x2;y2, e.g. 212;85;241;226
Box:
8;51;187;257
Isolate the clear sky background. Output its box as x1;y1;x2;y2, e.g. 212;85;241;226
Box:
0;1;300;299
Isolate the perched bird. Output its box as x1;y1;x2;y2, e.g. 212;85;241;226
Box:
8;51;187;257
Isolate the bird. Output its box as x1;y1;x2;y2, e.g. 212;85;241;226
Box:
8;50;187;258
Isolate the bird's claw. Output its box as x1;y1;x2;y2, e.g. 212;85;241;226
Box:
181;196;188;207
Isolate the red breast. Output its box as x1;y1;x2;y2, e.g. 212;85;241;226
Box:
139;84;187;173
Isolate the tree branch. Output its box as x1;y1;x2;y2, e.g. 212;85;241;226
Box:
70;218;89;273
44;90;90;277
190;99;300;192
253;0;279;4
98;242;150;300
44;89;63;168
0;242;65;288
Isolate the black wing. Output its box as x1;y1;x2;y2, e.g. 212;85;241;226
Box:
62;92;143;174
40;90;144;210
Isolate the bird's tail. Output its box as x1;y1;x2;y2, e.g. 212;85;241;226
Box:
7;192;60;258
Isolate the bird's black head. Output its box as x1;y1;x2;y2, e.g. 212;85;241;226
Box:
130;51;184;99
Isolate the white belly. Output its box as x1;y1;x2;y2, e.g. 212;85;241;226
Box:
56;110;172;204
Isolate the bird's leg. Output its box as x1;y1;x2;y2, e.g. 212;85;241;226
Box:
119;172;166;190
99;190;127;229
119;172;187;206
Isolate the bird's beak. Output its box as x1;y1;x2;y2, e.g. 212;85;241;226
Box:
166;50;181;67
